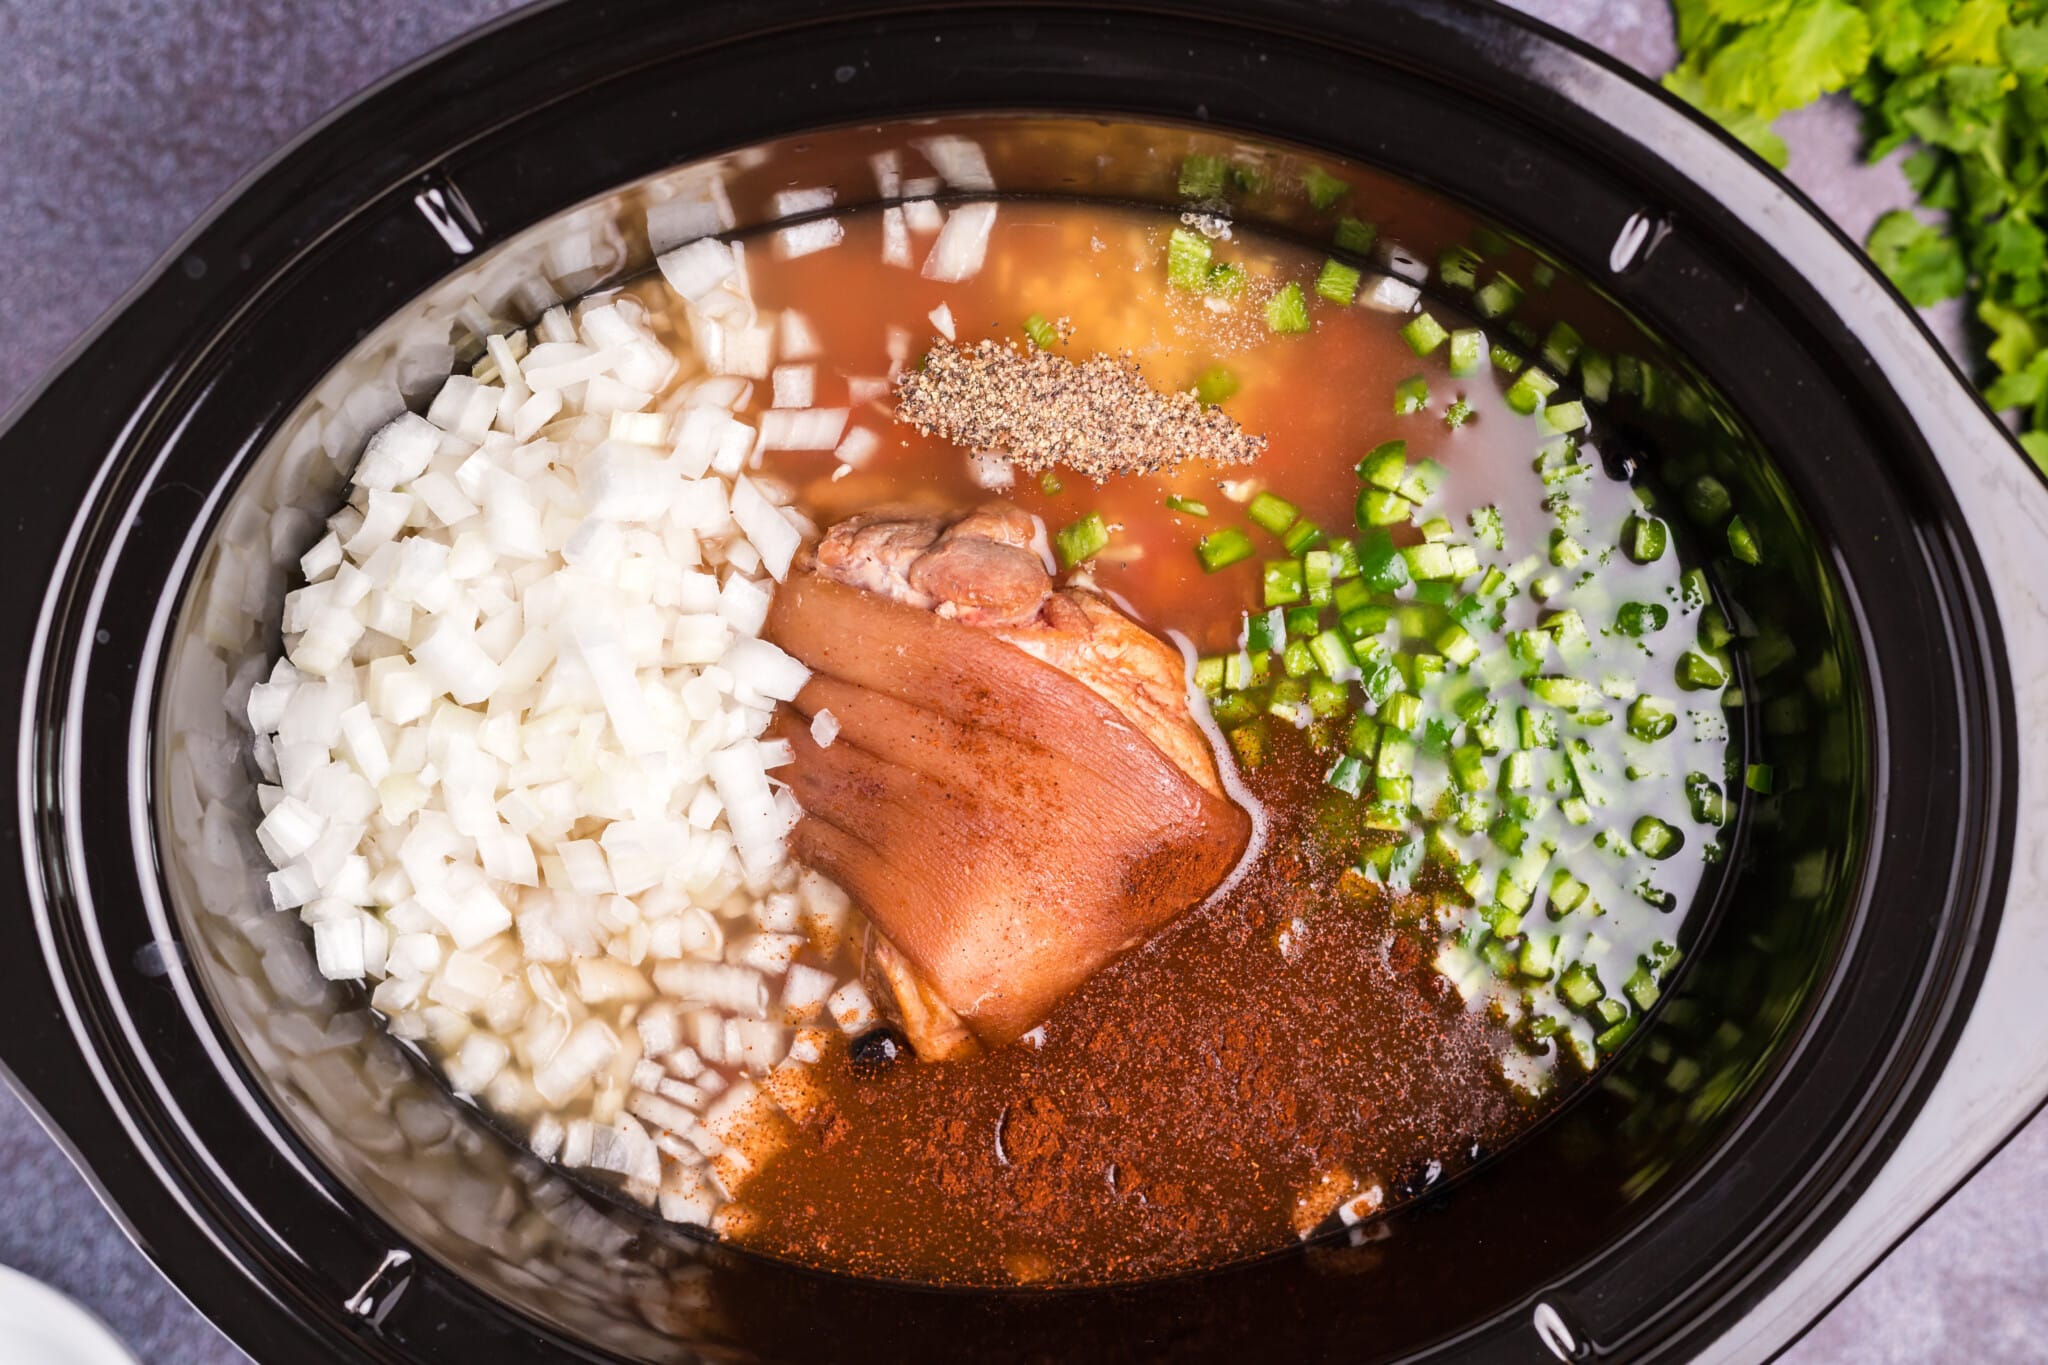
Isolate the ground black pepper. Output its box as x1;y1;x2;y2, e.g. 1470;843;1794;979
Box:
894;337;1267;479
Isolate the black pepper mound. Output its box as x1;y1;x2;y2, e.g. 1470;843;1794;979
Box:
894;337;1268;480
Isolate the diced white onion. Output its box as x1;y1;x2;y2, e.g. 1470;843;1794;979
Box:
776;218;844;260
826;982;878;1033
869;149;901;198
1363;274;1422;313
881;206;912;268
656;238;736;301
770;364;814;409
778;310;821;360
729;477;802;582
922;201;998;283
969;451;1015;490
244;224;865;1237
756;407;849;451
771;187;836;216
913;135;996;191
835;427;881;466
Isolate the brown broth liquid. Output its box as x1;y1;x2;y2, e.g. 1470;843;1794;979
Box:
731;204;1574;1285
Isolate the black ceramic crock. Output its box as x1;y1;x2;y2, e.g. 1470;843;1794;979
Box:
5;2;2047;1361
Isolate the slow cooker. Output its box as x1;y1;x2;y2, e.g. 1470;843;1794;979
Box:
4;1;2045;1360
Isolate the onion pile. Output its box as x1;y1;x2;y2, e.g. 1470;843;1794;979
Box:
246;229;885;1229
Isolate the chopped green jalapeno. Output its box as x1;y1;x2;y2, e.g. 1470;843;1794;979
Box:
1685;475;1733;525
1400;460;1447;506
1401;542;1454;580
1529;676;1598;710
1631;815;1682;860
1439;245;1481;290
1394;375;1431;414
1449;328;1487;377
1540;321;1583;375
1727;514;1762;565
1308;676;1348;717
1474;272;1524;319
1334;217;1378;254
1542;401;1588;434
1327;537;1361;580
1138;235;1737;1084
1266;282;1311;334
1263;559;1307;606
1228;723;1269;769
1357;440;1408;489
1685;772;1728;826
1054;513;1109;568
1167;228;1216;292
1354;529;1410;591
1196;528;1256;571
1504;370;1558;418
1678;566;1712;611
1244;608;1284;654
1382;692;1424;732
1301;165;1350;210
1623;513;1668;564
1402;312;1451;355
1469;504;1506;549
1559;962;1604;1008
1676;649;1730;691
1284;520;1326;556
1616;601;1668;636
1316;259;1362;304
1357;488;1411;527
1194;366;1239;405
1177;154;1228;199
1627;694;1678;741
1247;491;1299;536
1325;754;1368;797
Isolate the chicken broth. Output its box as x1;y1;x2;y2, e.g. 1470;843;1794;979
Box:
248;182;1738;1290
721;202;1730;1282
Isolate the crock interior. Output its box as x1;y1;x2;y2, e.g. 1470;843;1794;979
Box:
0;8;2006;1365
149;110;1885;1362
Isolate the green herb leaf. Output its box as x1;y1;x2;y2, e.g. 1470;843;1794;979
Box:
1866;210;1967;305
1669;0;2048;463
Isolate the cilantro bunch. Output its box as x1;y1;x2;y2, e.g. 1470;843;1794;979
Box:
1665;0;2048;471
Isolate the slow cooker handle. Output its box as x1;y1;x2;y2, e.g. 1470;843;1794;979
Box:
1713;395;2048;1360
1906;409;2048;1164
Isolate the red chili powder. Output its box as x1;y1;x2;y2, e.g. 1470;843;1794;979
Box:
730;743;1545;1286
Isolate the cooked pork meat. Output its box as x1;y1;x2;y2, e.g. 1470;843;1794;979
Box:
766;503;1251;1059
812;502;1052;627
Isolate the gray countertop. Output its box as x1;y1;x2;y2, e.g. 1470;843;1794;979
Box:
1;1;2041;1360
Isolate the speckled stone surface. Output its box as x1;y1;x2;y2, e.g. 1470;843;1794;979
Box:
0;2;2040;1362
